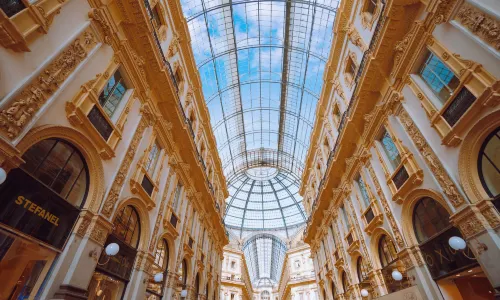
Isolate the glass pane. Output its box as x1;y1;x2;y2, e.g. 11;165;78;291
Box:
66;168;88;207
52;152;84;196
87;272;126;300
113;206;141;248
99;70;128;117
419;52;459;105
357;176;370;207
22;139;57;174
480;129;500;198
442;86;476;127
0;0;26;18
380;130;401;170
413;197;450;243
88;106;114;140
33;142;73;188
145;141;161;175
21;139;88;207
0;231;54;300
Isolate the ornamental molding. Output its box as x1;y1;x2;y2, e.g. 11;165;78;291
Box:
0;28;97;140
101;116;149;218
88;8;113;45
345;23;367;51
455;2;499;51
398;109;466;207
367;164;405;249
450;201;499;239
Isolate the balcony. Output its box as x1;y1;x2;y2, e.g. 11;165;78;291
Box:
386;152;423;203
362;201;383;234
162;207;180;239
345;229;360;254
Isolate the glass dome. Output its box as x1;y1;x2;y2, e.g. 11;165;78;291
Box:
179;0;340;233
224;168;306;231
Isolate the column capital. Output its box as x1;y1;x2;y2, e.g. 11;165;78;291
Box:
450;200;500;239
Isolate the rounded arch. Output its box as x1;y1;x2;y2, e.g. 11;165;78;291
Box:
113;197;151;251
459;110;500;203
180;256;191;286
17;125;105;212
369;227;396;269
194;272;201;296
340;270;349;294
157;232;177;272
347;250;363;282
329;277;336;299
401;189;453;247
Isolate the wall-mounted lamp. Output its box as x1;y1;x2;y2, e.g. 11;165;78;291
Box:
360;289;369;297
0;167;7;184
154;273;164;283
391;269;403;281
181;290;188;298
449;236;488;255
89;243;120;265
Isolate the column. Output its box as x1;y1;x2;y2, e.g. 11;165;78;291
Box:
46;212;113;299
398;247;443;300
451;200;500;297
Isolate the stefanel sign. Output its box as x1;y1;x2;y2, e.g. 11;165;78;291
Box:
0;168;80;250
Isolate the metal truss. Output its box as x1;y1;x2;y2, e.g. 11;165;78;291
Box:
180;0;339;230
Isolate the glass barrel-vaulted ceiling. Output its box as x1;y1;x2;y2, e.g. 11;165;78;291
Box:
179;0;339;232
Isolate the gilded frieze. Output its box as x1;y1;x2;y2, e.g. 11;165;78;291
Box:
0;28;97;140
455;3;499;51
366;164;405;249
398;108;466;207
101;116;149;218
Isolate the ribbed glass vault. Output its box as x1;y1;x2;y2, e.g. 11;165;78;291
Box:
225;168;305;231
242;233;287;286
179;0;340;231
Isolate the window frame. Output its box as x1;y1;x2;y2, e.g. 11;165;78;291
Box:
478;127;500;198
418;50;459;108
21;138;90;209
376;128;402;172
98;68;130;119
113;205;141;249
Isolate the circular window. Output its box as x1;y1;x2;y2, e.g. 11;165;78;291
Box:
245;167;279;181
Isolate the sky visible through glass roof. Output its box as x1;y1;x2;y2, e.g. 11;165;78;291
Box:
180;0;339;233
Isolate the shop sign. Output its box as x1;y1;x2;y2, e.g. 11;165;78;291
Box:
419;226;477;280
0;168;80;250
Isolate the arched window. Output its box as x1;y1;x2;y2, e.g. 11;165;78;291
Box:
89;205;142;300
341;272;349;293
413;197;450;243
357;257;368;283
146;239;169;299
261;291;270;300
180;259;188;287
378;235;397;268
113;205;141;248
330;279;336;298
478;127;500;198
21;139;89;207
195;273;200;297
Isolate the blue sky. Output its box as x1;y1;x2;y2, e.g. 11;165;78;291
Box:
180;0;339;230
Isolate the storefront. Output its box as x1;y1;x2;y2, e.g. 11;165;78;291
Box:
87;205;141;300
0;139;88;299
413;197;495;299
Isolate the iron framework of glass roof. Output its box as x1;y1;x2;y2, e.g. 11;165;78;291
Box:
242;233;287;286
179;0;340;232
